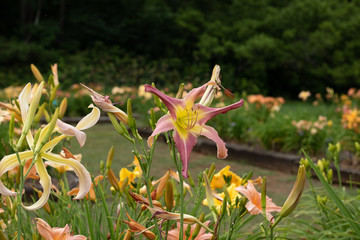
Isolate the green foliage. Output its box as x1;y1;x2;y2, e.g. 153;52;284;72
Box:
2;0;360;96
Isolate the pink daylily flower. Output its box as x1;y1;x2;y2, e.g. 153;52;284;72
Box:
167;221;213;240
145;84;243;178
235;181;282;223
36;218;87;240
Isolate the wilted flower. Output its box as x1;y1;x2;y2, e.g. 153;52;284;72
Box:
81;84;128;124
123;212;156;240
146;83;243;177
36;218;86;240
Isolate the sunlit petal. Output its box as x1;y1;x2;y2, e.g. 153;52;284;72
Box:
147;114;174;147
41;135;67;153
23;158;51;211
41;152;91;200
76;105;100;130
18;83;31;122
0;150;33;196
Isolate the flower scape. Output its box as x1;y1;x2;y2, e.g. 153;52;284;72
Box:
2;63;358;240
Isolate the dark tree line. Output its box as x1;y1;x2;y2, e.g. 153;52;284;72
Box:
1;0;360;97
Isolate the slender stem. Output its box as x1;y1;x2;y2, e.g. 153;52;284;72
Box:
84;198;95;240
98;183;115;239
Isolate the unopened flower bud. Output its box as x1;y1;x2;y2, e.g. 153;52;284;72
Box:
107;169;120;192
175;83;185;99
59;98;68;118
106;146;114;171
31;64;44;82
165;181;174;211
279;165;306;218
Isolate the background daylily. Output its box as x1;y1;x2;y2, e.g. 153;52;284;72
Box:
235;181;282;223
145;83;243;177
36;218;86;240
210;166;244;189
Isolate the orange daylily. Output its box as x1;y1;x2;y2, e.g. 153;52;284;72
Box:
36;218;86;240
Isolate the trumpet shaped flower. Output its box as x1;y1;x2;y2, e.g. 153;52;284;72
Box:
235;181;281;223
0;83;100;211
167;221;213;240
36;218;86;240
145;84;243;177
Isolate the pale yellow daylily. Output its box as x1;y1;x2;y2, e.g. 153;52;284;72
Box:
56;104;100;147
0;83;99;211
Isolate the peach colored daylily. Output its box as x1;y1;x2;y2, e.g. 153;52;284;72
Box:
36;218;86;240
167;221;213;240
235;181;281;223
81;83;128;124
146;83;243;177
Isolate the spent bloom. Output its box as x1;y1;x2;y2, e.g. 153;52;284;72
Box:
146;82;243;177
235;181;281;223
81;83;128;124
0;83;99;210
36;218;86;240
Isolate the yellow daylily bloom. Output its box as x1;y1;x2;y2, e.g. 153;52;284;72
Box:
210;166;244;189
0;83;99;211
203;183;242;211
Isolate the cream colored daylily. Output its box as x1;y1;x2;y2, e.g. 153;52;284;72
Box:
0;83;100;211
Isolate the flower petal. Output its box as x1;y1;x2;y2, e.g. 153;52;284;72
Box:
148;114;174;147
0;150;33;196
36;218;55;240
145;84;184;120
56;119;87;147
196;99;244;126
41;135;67;153
183;84;207;107
18;83;32;122
41;152;91;200
76;105;100;130
192;125;227;159
173;130;197;178
23;157;51;211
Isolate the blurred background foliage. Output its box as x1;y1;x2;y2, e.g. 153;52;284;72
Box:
1;0;360;97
